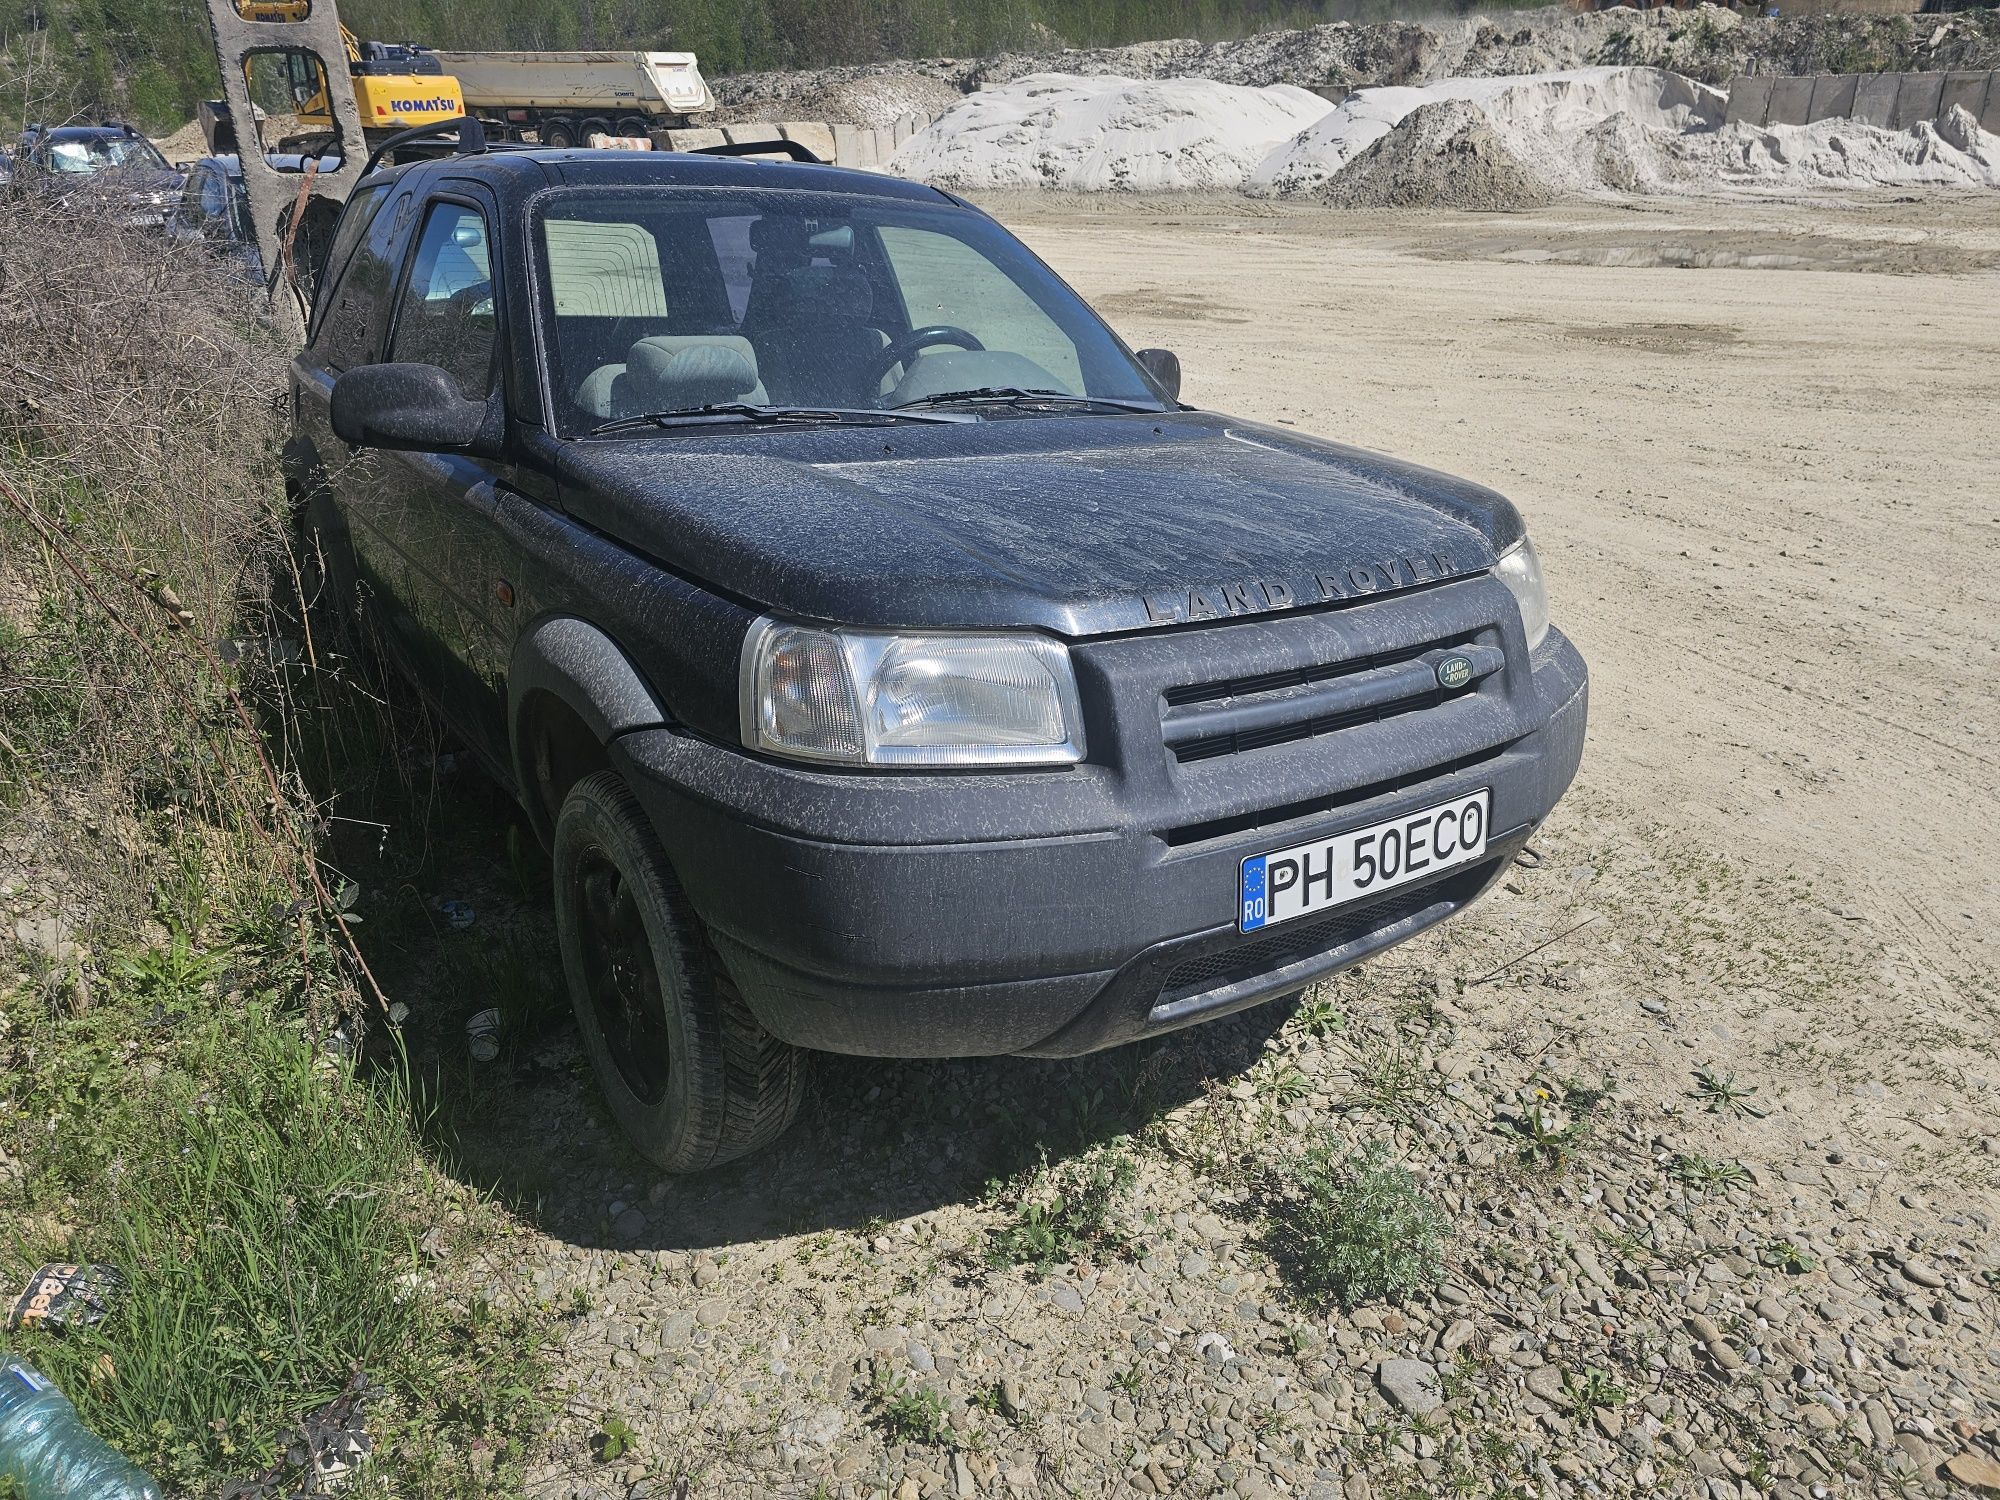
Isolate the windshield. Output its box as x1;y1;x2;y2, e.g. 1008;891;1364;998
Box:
534;188;1167;434
45;135;167;174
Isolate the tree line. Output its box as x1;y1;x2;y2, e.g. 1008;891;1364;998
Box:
4;0;1491;136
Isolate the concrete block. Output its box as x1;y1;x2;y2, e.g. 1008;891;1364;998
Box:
777;121;837;163
1851;73;1900;127
1806;72;1858;122
1889;71;1944;130
1725;75;1772;126
664;127;727;152
1982;71;2000;135
892;114;921;146
869;126;898;166
1939;70;1988;122
721;123;771;145
1766;73;1814;126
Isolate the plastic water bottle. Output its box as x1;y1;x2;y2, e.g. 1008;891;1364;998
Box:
0;1356;163;1500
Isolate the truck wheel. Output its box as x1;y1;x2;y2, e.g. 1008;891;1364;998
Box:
553;770;805;1170
541;120;578;149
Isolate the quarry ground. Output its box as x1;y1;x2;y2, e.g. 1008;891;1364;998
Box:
399;194;2000;1499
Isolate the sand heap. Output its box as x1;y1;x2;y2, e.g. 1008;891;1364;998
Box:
1252;67;1725;198
1314;98;1557;211
887;73;1333;192
891;65;2000;200
1253;67;2000;197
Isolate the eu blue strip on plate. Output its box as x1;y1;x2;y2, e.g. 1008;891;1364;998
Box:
1240;854;1268;932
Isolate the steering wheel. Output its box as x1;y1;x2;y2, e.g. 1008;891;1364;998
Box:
865;324;984;391
446;280;493;317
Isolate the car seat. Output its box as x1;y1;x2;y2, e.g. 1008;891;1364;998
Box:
575;335;768;422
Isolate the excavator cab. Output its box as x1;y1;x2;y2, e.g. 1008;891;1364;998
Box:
206;0;464;156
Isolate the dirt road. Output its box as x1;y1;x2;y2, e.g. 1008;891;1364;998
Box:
1005;192;2000;987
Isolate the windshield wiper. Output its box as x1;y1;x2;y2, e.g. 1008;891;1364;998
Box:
890;387;1163;413
589;403;965;436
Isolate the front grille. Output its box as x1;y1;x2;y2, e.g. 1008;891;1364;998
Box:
1156;859;1494;1006
1161;635;1499;764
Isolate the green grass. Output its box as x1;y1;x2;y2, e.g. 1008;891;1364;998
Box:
868;1372;952;1447
985;1145;1137;1274
0;926;544;1496
1667;1152;1751;1194
1268;1140;1449;1310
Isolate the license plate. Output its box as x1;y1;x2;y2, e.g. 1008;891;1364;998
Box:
1238;789;1490;932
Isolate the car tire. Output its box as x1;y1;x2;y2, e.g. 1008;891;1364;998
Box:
553;770;805;1170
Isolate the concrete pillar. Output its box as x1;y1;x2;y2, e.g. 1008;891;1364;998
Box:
1851;73;1899;127
1889;71;1944;130
1982;71;2000;135
778;121;837;164
831;122;879;170
1725;76;1772;126
1806;73;1858;122
892;113;923;146
868;126;898;165
664;127;727;152
1766;74;1814;126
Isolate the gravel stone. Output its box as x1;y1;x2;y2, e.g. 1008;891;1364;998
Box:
1376;1359;1443;1416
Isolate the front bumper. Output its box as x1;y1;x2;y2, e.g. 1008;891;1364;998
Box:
615;588;1587;1059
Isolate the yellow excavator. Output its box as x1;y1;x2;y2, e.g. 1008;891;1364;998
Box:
204;1;464;154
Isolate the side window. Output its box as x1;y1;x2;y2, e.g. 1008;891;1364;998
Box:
308;182;396;368
876;226;1083;394
388;201;498;399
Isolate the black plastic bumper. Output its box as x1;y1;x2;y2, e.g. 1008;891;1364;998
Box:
614;608;1587;1059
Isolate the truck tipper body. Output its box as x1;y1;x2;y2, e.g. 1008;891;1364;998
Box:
432;50;713;146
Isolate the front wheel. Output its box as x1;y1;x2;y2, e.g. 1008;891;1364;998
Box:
553;771;805;1170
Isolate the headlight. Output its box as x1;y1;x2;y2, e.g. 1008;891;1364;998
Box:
740;619;1086;767
1493;537;1549;652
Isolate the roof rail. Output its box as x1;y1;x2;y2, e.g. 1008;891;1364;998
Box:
360;114;488;178
688;138;824;165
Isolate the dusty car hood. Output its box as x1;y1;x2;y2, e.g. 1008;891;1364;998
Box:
45;167;183;209
550;410;1522;637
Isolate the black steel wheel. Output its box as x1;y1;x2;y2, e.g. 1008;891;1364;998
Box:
553;771;805;1170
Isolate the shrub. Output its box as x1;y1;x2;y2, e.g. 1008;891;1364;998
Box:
1271;1140;1449;1309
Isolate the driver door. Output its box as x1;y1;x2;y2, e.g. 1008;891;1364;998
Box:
369;191;514;765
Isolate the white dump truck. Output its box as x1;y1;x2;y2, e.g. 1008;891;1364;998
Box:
432;50;715;147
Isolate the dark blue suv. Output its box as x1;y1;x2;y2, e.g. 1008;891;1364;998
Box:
287;138;1587;1169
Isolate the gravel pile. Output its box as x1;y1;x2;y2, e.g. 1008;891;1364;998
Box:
711;69;965;128
1315;99;1557;212
431;790;2000;1500
709;2;2000;121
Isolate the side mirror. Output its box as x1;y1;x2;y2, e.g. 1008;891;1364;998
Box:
331;363;497;454
1136;347;1181;403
